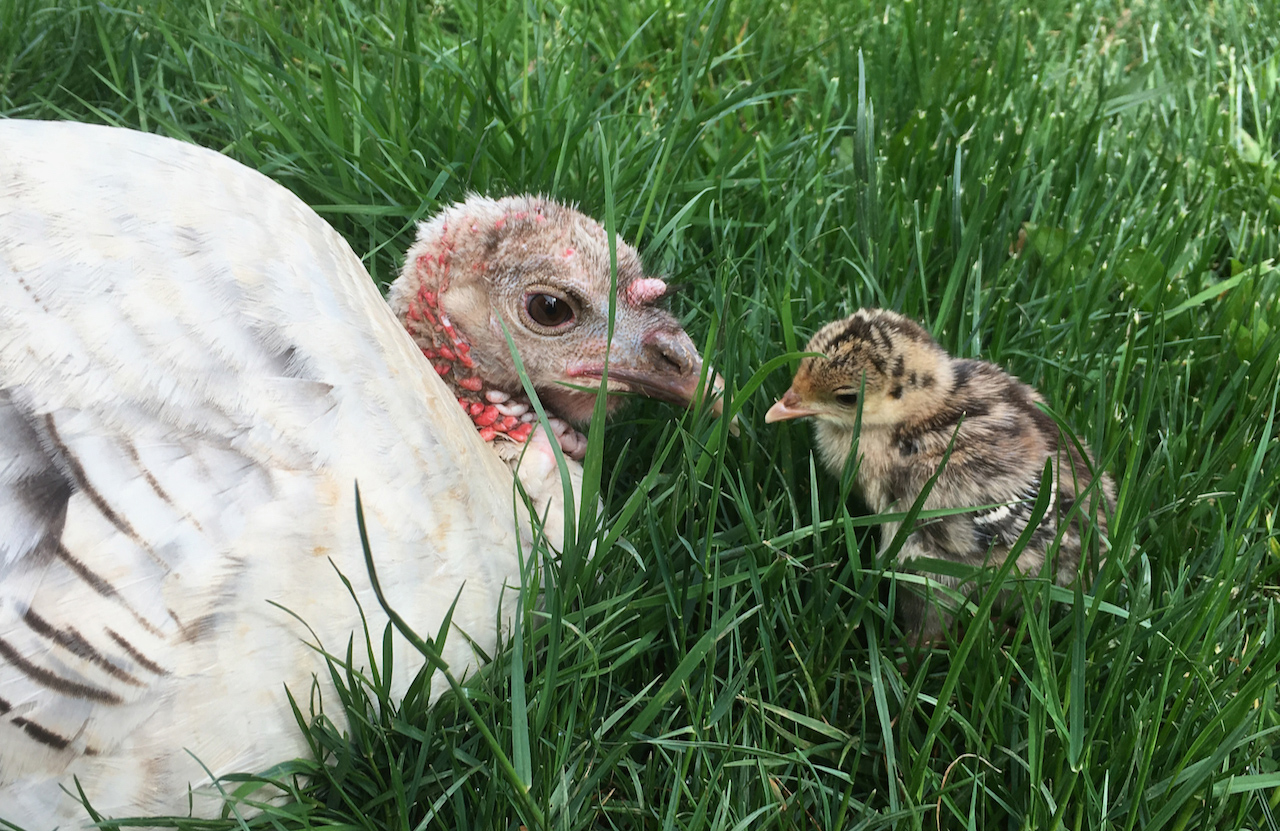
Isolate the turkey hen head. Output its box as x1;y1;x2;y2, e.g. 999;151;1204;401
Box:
387;195;721;461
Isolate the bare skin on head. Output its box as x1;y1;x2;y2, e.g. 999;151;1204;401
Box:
387;195;723;464
766;308;1116;644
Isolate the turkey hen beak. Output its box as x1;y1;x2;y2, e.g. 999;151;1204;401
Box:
578;329;737;432
764;387;818;423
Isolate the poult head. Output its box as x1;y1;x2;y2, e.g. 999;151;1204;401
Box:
765;308;950;429
387;195;723;443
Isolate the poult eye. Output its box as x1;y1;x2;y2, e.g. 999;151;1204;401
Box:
525;293;575;328
834;391;860;406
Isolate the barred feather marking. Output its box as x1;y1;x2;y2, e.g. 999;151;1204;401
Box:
21;609;143;687
972;477;1058;549
0;637;122;704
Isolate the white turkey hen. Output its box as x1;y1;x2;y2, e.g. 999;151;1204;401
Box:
0;120;723;828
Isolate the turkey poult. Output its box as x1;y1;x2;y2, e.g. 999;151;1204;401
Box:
765;308;1114;644
0;120;723;827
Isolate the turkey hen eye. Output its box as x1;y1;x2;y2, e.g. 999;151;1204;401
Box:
835;392;860;406
525;293;575;328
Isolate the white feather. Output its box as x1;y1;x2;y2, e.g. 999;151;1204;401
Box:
0;121;547;827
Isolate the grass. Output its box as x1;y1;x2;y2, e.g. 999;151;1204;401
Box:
3;0;1280;827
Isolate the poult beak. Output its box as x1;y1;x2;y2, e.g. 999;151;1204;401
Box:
764;387;818;423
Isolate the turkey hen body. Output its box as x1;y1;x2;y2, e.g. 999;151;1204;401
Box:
0;121;716;826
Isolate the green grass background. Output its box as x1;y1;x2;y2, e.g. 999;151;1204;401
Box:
3;0;1279;828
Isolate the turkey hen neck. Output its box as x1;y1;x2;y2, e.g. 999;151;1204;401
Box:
389;195;719;453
